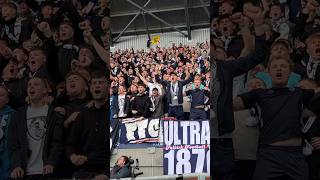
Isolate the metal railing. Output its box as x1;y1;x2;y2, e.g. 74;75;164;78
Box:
110;173;210;180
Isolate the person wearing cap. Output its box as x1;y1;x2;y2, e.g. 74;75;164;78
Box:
0;85;15;179
155;69;194;120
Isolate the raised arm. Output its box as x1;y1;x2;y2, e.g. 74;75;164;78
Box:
36;22;61;83
155;70;169;86
230;13;254;58
181;69;195;85
83;30;109;70
226;4;268;77
135;69;148;85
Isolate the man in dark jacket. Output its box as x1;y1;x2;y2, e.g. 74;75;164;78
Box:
1;58;28;108
131;83;152;118
210;5;268;180
7;77;64;179
66;71;109;179
53;71;90;178
155;70;194;120
0;85;15;179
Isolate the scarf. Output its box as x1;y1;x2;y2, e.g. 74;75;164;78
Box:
4;17;22;44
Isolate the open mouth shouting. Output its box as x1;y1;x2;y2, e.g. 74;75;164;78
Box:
275;72;283;79
28;89;36;96
69;83;76;89
94;89;102;95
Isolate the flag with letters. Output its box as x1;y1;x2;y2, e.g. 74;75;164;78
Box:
163;119;210;175
118;118;161;148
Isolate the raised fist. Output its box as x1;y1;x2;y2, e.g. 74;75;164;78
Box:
243;3;265;24
37;22;52;37
79;20;92;31
83;31;92;45
230;12;250;28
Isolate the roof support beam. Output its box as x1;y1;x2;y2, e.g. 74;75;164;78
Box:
113;0;152;43
126;0;188;37
111;22;210;35
142;11;151;42
111;4;210;17
199;0;210;18
184;0;191;40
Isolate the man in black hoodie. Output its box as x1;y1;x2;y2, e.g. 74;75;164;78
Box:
66;71;109;179
131;83;152;118
8;77;64;179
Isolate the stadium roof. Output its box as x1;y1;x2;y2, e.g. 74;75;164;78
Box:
110;0;210;43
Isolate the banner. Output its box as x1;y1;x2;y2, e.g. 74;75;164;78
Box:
163;120;210;175
118;118;161;148
151;36;160;45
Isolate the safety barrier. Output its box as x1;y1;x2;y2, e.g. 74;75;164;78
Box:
110;173;210;180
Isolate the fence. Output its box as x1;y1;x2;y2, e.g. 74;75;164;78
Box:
110;173;210;180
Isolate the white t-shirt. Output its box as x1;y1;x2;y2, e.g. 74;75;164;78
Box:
118;95;126;117
26;105;48;175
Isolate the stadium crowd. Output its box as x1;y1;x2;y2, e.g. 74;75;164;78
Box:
211;0;320;180
0;0;110;179
110;42;211;121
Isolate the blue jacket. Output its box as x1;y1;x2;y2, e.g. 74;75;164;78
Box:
0;106;15;179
